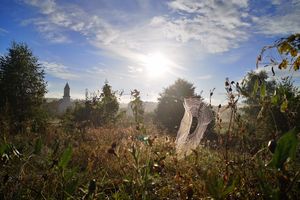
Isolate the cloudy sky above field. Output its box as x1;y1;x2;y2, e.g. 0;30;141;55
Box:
0;0;300;104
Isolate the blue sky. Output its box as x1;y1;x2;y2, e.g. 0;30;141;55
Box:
0;0;299;104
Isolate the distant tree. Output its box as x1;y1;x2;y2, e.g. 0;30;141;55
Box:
240;69;300;140
0;42;47;133
70;81;119;128
253;33;300;136
240;70;276;120
99;81;119;125
130;89;144;130
270;77;300;133
155;78;197;133
238;71;276;138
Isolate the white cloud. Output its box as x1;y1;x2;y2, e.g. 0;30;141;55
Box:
22;0;252;56
41;61;79;80
128;65;143;73
85;66;107;75
149;0;250;53
255;0;300;35
23;0;118;45
22;0;299;67
24;0;56;14
0;27;9;34
197;74;213;80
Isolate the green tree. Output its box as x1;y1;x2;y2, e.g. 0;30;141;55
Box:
0;42;47;133
270;77;300;133
70;81;119;128
99;81;119;125
255;33;300;136
240;70;276;119
239;71;277;140
155;78;197;133
130;89;144;130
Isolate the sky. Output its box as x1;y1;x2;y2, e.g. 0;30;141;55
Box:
0;0;300;105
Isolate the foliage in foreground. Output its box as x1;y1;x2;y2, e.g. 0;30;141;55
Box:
0;124;299;199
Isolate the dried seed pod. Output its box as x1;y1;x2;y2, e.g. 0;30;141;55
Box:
268;139;277;153
88;179;96;195
111;142;117;149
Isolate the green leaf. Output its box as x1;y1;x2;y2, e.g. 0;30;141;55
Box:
252;79;259;97
65;178;79;196
58;145;72;169
271;94;279;105
33;138;42;154
0;143;9;156
280;98;288;113
270;128;299;170
260;82;266;99
222;180;236;197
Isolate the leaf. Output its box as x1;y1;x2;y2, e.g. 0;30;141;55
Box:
269;128;299;170
293;56;300;71
271;94;278;105
280;98;288;113
257;106;264;120
222;180;236;197
65;178;79;196
0;143;9;156
278;59;288;69
260;82;266;99
278;42;291;54
252;79;259;97
290;48;298;57
58;145;72;169
33;138;42;154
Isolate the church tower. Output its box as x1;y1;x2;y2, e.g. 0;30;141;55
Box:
63;82;70;100
58;82;72;113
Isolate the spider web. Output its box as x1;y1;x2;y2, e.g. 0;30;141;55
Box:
175;97;213;158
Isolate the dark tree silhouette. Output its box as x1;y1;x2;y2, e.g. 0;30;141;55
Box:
155;78;197;134
0;42;47;133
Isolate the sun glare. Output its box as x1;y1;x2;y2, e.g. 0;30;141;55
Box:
142;52;171;78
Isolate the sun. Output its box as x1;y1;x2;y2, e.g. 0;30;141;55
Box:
142;52;171;78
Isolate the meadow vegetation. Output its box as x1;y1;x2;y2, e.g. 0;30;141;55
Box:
0;35;300;199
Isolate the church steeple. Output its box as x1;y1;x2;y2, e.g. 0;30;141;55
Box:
63;82;70;98
59;82;72;113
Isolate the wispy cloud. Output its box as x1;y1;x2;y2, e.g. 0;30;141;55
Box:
21;0;300;67
0;27;9;34
23;0;118;44
254;0;300;35
85;66;107;75
41;61;79;80
128;65;143;74
197;74;213;80
149;0;250;53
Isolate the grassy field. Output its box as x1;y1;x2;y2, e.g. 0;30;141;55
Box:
1;121;299;199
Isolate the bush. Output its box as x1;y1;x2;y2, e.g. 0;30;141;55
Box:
155;78;197;134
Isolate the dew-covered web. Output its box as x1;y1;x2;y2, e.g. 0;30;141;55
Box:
175;98;213;158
